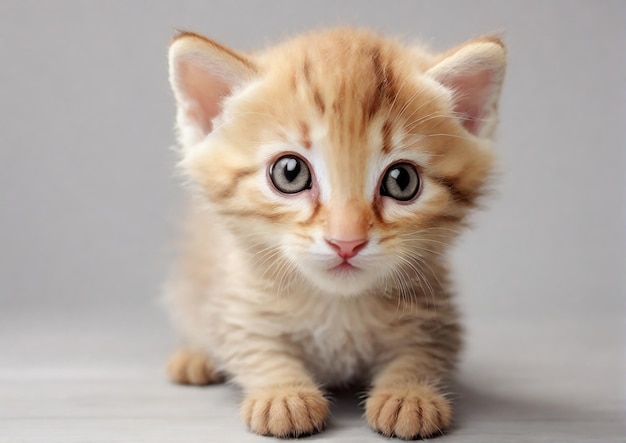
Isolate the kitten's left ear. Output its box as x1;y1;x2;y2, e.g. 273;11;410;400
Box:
426;37;506;139
168;32;257;147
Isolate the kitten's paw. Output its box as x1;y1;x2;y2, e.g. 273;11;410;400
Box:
365;383;452;439
166;349;221;386
241;384;328;437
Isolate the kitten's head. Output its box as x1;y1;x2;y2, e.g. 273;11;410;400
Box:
168;29;505;296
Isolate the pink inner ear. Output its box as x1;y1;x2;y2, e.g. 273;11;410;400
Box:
443;70;493;136
177;58;233;135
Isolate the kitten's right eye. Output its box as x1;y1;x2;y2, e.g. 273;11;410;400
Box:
269;155;312;194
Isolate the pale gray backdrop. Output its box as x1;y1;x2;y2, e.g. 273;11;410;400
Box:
0;1;624;442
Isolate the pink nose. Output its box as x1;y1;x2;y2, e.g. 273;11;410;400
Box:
326;238;368;259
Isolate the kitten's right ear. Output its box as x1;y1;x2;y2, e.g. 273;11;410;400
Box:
168;32;257;146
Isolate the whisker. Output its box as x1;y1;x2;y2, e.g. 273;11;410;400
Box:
395;85;439;123
393;84;429;122
420;132;475;142
383;77;412;122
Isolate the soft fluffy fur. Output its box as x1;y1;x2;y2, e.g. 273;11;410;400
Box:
165;28;505;439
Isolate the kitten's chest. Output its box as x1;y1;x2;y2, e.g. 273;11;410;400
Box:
284;297;396;385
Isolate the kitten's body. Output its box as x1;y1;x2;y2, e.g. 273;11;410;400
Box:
165;28;505;439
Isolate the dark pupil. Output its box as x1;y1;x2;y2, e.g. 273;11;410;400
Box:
390;167;410;191
283;158;301;182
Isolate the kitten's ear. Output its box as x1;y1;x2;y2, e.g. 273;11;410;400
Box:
168;32;257;146
426;37;506;138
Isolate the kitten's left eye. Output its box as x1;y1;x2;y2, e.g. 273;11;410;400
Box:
380;162;420;201
269;154;312;194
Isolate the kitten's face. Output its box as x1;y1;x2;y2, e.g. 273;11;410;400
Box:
171;30;505;296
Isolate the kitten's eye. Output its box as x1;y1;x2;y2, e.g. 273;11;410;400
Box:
380;162;420;201
269;155;312;194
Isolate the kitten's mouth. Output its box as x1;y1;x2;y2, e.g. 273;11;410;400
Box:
328;261;360;274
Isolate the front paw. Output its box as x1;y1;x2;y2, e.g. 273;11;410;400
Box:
365;383;452;439
241;384;329;437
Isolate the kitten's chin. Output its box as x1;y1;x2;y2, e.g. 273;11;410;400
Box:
300;264;382;297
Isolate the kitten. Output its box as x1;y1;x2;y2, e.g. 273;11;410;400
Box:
165;28;505;439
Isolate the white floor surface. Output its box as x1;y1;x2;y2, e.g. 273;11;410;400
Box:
1;304;622;443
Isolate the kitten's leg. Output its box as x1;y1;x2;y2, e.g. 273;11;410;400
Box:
166;349;222;386
238;353;328;437
365;352;453;439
